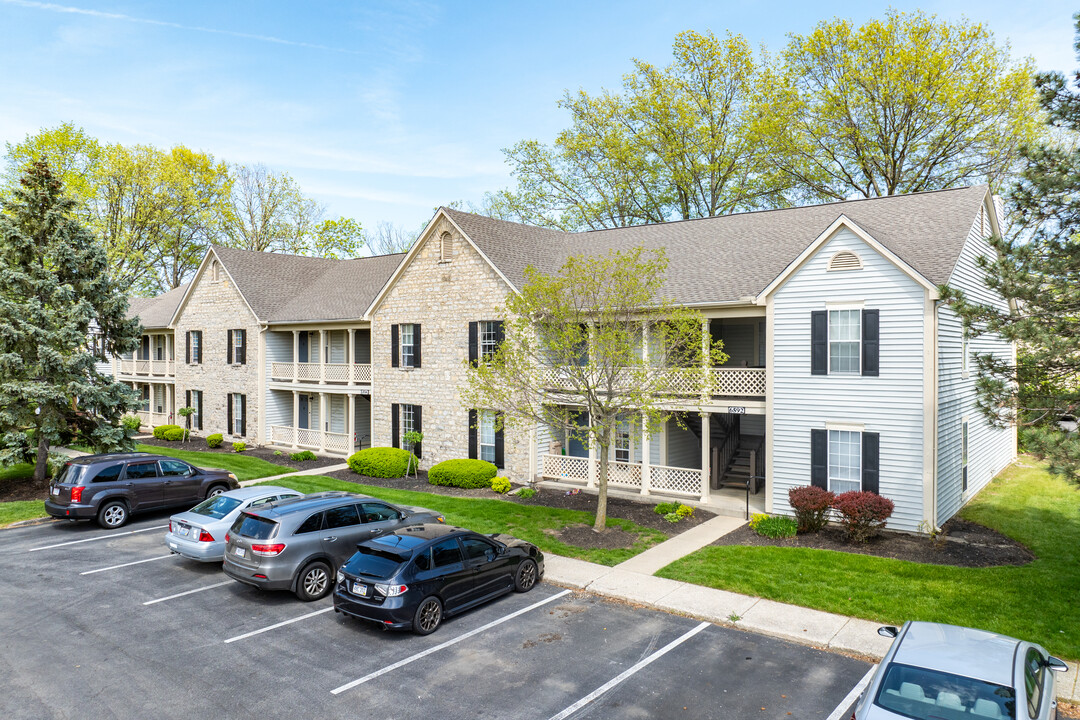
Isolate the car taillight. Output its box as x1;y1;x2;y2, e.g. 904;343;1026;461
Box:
198;529;215;542
374;583;408;597
70;486;84;503
169;520;174;533
225;533;230;543
251;543;286;556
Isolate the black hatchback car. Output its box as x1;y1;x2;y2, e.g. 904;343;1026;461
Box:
46;453;239;529
333;524;544;635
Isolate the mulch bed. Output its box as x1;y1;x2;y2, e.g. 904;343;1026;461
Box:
714;517;1033;568
134;436;346;472
0;474;48;503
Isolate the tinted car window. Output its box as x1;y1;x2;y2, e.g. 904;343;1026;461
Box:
190;495;242;519
874;663;1015;720
361;502;399;523
248;496;276;508
125;462;159;479
55;464;87;485
159;460;191;477
91;463;123;483
325;504;361;529
350;546;409;579
295;512;324;534
1024;648;1045;717
462;537;496;562
413;549;431;571
432;539;463;567
231;513;278;540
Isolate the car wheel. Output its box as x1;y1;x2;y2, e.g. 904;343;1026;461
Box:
514;559;538;593
206;484;228;499
97;500;129;529
295;561;332;601
413;596;443;635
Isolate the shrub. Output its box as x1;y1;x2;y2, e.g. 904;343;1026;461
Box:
162;427;185;441
663;512;681;523
751;514;798;539
232;442;247;453
675;504;695;519
290;450;318;462
654;502;680;516
748;512;769;531
347;447;418;478
206;433;223;448
428;458;498;489
120;415;142;433
788;485;835;533
517;487;536;499
273;450;284;456
152;424;182;439
831;491;895;543
490;477;512;494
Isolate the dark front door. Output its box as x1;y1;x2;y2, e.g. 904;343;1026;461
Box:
298;395;309;429
123;461;162;510
140;336;150;360
298;332;309;363
568;412;589;458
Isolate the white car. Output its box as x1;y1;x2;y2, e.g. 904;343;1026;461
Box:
165;486;303;562
853;621;1068;719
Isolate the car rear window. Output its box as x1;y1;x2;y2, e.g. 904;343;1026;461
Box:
230;512;278;540
874;663;1015;720
190;495;242;519
349;546;409;579
54;464;87;485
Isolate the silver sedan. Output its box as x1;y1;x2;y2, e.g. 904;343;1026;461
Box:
165;486;303;562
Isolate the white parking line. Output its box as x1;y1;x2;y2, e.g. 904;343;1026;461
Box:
824;665;877;720
547;620;710;720
144;580;233;606
80;554;175;575
29;525;168;552
331;588;573;695
224;607;335;644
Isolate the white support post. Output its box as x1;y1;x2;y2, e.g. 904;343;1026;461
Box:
700;411;711;503
701;319;711;401
641;414;651;496
291;391;300;449
166;334;173;375
292;331;299;382
528;425;537;484
347;328;356;386
319;392;327;453
369;393;375;451
347;393;356;453
165;383;173;424
318;330;326;384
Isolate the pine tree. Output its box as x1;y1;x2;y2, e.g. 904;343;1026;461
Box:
0;160;142;484
941;16;1080;481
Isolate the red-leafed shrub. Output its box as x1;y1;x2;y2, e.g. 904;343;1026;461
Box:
788;485;835;533
831;491;895;543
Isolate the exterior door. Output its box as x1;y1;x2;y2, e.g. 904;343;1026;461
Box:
298;332;309;363
159;459;202;506
298;395;309;429
122;461;162;510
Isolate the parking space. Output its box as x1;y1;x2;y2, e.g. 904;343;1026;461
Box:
2;518;872;719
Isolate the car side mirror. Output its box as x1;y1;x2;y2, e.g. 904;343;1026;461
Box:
1045;656;1069;672
878;626;899;638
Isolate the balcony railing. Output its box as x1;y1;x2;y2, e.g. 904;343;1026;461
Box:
137;411;170;428
118;359;174;378
270;425;353;454
270;362;372;385
538;366;766;398
540;453;702;498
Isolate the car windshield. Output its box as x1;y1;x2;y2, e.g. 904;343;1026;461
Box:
54;464;87;485
874;663;1015;720
189;495;243;519
230;513;278;540
347;546;410;579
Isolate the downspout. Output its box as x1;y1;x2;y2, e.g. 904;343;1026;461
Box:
930;299;940;530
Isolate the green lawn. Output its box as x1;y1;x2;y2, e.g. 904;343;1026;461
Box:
134;444;288;481
0;463;46;527
656;460;1080;659
258;475;668;566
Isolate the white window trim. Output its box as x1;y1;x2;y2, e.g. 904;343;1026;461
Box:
827;307;862;375
233;394;244;436
232;330;244;366
438;232;452;263
825;421;865;432
827;428;862;494
614;419;633;464
961;329;969;378
400;324;415;368
825;301;865;310
479;410;496;464
479;320;499;361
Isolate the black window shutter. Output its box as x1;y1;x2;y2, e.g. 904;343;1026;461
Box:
468;409;478;459
239;329;247;365
391;325;399;367
413;325;421;368
862;309;879;377
494;320;504;348
227;330;233;364
811;311;827;375
810;428;827;489
391;403;399;448
862;432;879;494
494;412;504;469
469;322;478;366
185;390;191;427
186;332;191;364
414;406;422;458
197;392;203;430
240;394;247;437
227;394;233;435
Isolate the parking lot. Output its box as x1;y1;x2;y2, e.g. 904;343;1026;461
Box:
1;514;873;719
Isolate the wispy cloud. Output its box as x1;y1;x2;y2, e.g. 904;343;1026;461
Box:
1;0;364;55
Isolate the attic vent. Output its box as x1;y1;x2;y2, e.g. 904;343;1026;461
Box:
828;251;863;272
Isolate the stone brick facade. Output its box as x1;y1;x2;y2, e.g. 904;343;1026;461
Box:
370;219;531;479
174;256;262;444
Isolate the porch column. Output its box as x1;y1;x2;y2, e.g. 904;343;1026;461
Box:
292;331;299;383
587;418;597;489
165;383;173;424
347;328;356;386
166;334;173;376
369;393;375;450
700;411;711;503
641;414;651;496
701;319;711;401
291;390;300;449
347;393;356;453
528;425;537;484
319;392;327;453
319;330;326;384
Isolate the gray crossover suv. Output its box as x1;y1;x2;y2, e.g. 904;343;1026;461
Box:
46;452;240;528
222;491;445;601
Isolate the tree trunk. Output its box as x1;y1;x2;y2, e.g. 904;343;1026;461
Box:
594;441;609;532
33;429;50;486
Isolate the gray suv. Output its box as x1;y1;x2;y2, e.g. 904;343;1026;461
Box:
222;491;445;601
46;452;239;529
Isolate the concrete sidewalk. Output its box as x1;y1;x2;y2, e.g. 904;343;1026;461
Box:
614;514;745;575
238;464;350;486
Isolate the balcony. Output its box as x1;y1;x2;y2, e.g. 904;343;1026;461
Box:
270;425;354;455
136;411;171;428
270;362;371;385
538;366;766;398
118;359;175;378
540;453;703;497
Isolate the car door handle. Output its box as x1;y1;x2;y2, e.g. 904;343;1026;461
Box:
323;536;337;542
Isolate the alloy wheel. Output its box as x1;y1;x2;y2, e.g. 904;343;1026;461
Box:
303;567;328;597
103;505;126;527
518;561;537;591
207;486;225;498
418;599;441;632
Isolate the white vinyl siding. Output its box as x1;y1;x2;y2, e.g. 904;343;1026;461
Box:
665;419;700;469
265;389;293;431
329;331;346;364
772;227;926;531
328;395;346;434
265;331;292;375
354;395;371;449
936;211;1016;523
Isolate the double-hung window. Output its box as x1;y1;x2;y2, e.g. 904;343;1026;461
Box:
812;308;878;376
829;310;861;373
615;420;631;463
233;394;244;436
480;321;500;361
401;324;415;368
828;429;861;494
186;330;202;364
478;410;496;463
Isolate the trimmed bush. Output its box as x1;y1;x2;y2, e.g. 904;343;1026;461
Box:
162;427;185;441
832;491;895;543
675;504;695;519
206;433;223;448
428;458;498;489
654;502;680;516
517;487;536;499
788;485;835;533
152;424;182;439
232;442;247;453
347;447;418;478
290;450;318;462
490;477;512;494
750;514;798;539
121;414;142;433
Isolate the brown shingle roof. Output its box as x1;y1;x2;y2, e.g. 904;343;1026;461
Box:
127;284;189;329
443;185;987;304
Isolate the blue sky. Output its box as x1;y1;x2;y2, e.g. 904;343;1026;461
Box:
0;0;1076;238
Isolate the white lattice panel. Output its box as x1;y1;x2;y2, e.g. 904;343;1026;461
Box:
657;368;708;396
324;364;349;382
649;465;702;496
149;360;169;376
711;368;766;396
605;460;642;488
270;425;294;445
297;428;320;448
351;364;372;383
270;362;293;380
135;360;150;374
541;454;588;481
297;363;321;382
118;360;135;375
324;432;350;453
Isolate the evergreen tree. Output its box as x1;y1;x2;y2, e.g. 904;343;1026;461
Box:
0;160;142;484
941;16;1080;481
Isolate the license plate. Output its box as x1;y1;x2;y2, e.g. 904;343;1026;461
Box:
353;582;368;597
233;547;246;558
178;526;189;537
50;487;59;496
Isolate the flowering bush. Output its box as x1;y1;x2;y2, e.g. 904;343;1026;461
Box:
831;491;895;543
788;485;835;533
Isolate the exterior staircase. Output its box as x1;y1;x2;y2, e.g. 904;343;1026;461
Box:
719;435;764;494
